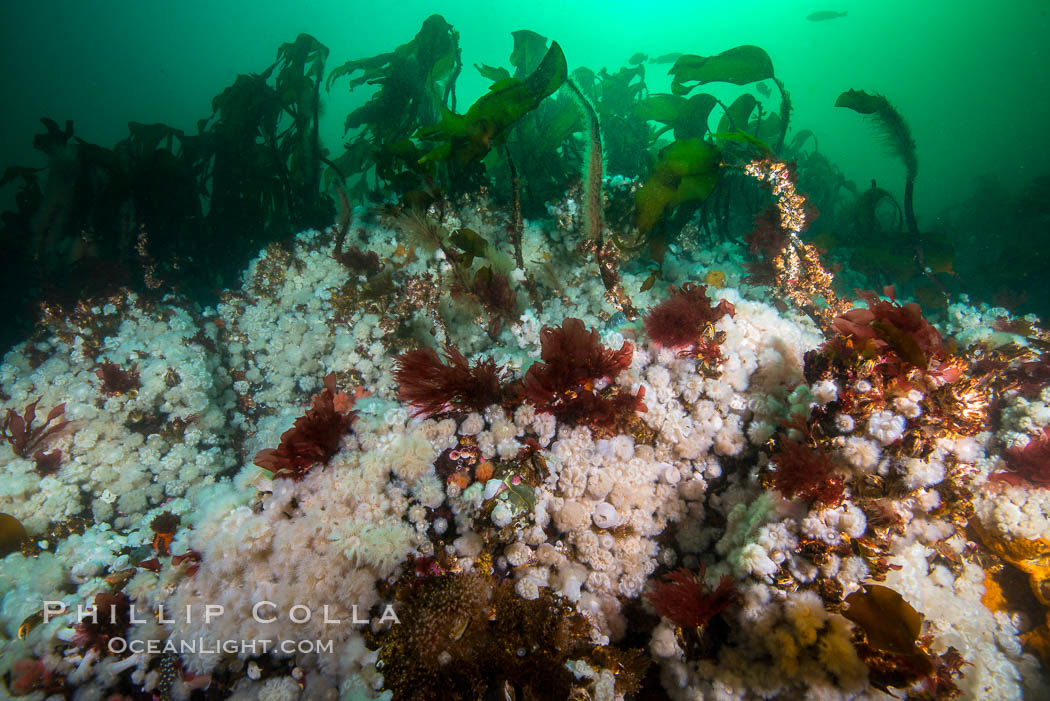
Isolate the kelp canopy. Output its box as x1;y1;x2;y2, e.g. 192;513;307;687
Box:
0;14;1046;353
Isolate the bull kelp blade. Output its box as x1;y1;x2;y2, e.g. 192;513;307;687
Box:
843;584;924;656
835;89;917;178
634;138;721;234
418;41;567;164
670;45;775;95
0;512;27;556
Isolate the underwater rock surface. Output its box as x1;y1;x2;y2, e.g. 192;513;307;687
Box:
2;11;1050;699
1;192;1048;700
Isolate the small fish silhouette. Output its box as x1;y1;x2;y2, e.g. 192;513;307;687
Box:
756;82;771;97
652;52;684;64
807;10;848;21
628;52;648;65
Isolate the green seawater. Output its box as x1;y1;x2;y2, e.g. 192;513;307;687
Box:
2;3;1050;699
3;1;1047;211
2;1;1048;343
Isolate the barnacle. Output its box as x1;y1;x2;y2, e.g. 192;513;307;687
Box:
625;413;657;446
17;517;87;558
845;534;900;581
922;372;990;436
434;438;483;488
743;157;848;330
250;244;292;296
4;25;1050;701
585;646;650;695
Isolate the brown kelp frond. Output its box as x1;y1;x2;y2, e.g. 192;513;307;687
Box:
564;77;638;319
843;585;964;698
0;513;28;557
835;89;917;179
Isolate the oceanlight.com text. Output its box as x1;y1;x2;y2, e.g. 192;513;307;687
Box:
106;637;334;656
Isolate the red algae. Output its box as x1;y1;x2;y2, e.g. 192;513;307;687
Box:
646;565;738;630
522;318;644;430
525;318;633;394
769;437;845;507
395;346;506;418
995;427;1050;487
2;398;71;459
73;592;131;654
832;287;944;372
644;283;734;351
253;373;358;480
94;362;140;396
